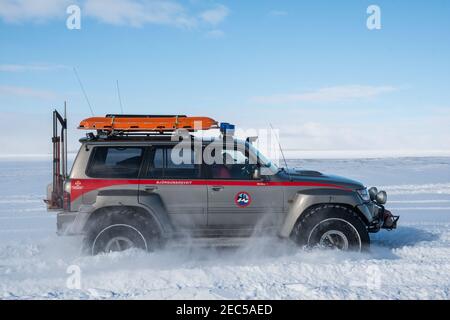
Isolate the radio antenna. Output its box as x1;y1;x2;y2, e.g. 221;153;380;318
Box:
269;123;292;181
116;80;124;114
73;67;94;116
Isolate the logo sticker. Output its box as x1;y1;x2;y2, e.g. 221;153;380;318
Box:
235;191;251;208
72;180;84;190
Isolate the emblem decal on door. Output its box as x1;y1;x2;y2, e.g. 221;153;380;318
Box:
235;191;251;207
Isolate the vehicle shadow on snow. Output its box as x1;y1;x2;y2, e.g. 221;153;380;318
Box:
371;226;438;248
369;226;439;259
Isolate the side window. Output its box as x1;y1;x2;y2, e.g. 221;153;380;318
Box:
147;147;164;178
87;146;144;178
209;147;257;180
222;149;248;164
146;146;201;179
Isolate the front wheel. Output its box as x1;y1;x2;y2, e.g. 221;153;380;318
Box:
293;205;370;252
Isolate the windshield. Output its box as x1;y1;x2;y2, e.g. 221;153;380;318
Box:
246;142;279;173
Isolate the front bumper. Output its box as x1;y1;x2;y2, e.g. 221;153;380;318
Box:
357;202;399;233
380;208;400;230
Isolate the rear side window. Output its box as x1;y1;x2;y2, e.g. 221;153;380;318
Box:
146;146;201;179
87;147;144;178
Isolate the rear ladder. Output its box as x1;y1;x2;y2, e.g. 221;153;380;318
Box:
46;105;68;210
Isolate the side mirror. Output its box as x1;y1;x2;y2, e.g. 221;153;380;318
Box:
252;167;261;180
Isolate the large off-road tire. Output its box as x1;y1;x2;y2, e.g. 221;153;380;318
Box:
293;204;370;252
84;207;159;255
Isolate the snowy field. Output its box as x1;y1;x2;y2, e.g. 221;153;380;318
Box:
0;157;449;300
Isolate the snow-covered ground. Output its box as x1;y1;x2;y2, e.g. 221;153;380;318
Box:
0;157;449;299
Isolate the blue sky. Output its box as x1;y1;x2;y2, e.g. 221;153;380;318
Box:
0;0;449;156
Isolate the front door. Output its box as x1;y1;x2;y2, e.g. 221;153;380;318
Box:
206;146;284;231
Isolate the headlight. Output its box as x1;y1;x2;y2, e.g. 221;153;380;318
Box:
357;188;370;202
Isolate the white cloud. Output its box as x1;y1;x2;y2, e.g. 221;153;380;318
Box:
205;29;225;38
199;4;229;25
0;85;56;99
0;63;69;72
0;0;230;29
84;0;196;28
251;85;397;104
0;0;71;23
269;113;450;157
210;103;450;157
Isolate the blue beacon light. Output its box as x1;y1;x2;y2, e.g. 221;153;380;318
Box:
220;122;235;135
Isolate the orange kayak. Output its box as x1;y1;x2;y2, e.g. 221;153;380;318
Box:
78;115;218;132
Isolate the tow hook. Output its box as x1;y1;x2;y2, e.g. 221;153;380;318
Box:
381;209;399;230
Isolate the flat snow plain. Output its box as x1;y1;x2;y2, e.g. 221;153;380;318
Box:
0;157;449;299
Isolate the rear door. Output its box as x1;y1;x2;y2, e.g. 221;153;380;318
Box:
206;145;284;230
138;144;207;229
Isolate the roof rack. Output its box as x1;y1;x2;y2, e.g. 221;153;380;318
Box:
79;114;219;133
84;131;190;141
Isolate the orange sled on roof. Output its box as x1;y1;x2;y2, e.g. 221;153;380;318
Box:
79;114;218;132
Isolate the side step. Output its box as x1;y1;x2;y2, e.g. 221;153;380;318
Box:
165;236;278;248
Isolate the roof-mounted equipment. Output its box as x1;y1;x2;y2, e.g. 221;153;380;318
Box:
78;114;218;133
220;122;235;136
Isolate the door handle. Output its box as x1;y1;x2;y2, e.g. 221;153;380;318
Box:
144;186;158;193
212;186;224;191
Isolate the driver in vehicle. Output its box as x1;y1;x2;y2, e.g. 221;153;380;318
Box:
211;150;257;180
211;152;234;179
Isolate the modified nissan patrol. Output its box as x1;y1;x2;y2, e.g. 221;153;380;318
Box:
46;110;398;254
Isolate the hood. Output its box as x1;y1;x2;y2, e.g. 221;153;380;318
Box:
282;167;365;190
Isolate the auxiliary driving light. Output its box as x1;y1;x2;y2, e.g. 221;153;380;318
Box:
376;190;387;205
368;187;378;201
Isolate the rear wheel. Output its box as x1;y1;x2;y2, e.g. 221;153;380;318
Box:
84;208;159;255
92;224;148;254
293;205;370;252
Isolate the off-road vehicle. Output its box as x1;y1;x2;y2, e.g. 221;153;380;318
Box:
46;110;398;254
